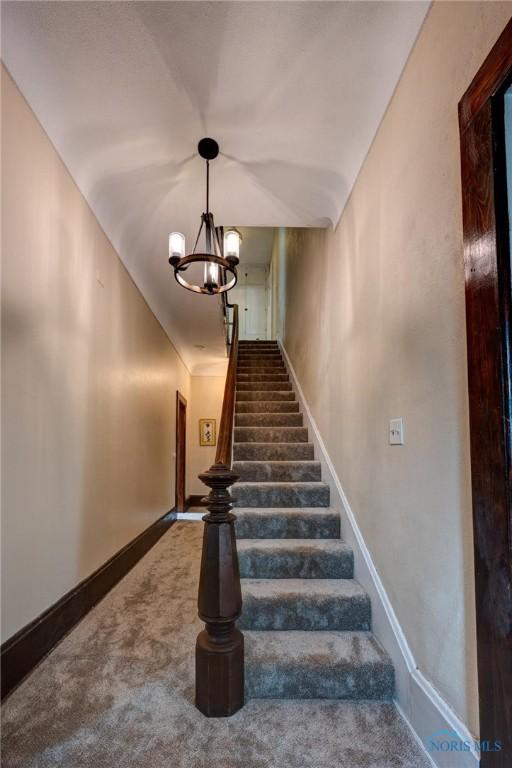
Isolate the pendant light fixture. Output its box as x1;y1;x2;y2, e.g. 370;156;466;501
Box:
168;138;241;295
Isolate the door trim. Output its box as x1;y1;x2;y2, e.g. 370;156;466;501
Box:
458;18;512;764
175;391;187;512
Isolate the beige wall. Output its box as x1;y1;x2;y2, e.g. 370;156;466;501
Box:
187;376;225;495
1;67;191;641
272;2;511;736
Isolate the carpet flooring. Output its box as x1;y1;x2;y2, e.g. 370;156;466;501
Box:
1;522;432;768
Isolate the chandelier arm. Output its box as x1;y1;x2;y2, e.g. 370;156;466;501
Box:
205;212;213;255
192;216;205;255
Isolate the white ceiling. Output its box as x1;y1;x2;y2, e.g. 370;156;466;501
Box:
237;228;276;267
1;1;429;374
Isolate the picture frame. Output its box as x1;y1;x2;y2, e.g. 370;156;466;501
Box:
199;418;216;447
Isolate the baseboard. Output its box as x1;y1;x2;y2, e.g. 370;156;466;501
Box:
278;339;479;768
185;494;208;508
1;509;176;701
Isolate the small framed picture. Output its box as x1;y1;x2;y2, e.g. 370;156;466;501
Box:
199;418;216;446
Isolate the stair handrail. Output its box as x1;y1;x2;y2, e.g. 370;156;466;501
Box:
215;303;238;466
195;300;244;717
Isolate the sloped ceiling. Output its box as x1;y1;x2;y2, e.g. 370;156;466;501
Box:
1;1;429;373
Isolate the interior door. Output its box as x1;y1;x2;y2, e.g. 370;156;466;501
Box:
231;267;268;340
175;391;187;512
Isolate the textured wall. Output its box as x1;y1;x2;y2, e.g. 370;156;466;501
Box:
187;376;225;495
1;68;191;641
272;2;512;736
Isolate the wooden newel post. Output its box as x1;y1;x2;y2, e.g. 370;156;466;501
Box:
196;462;244;717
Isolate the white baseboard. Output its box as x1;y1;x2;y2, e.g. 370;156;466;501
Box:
278;338;479;768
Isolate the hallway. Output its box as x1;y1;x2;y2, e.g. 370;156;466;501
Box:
1;522;430;768
3;3;512;766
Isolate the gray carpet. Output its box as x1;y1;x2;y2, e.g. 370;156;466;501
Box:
234;342;395;703
1;522;432;768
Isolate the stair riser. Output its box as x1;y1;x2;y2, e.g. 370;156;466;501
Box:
235;510;340;539
235;414;303;427
238;360;285;368
238;345;281;357
238;547;351;578
233;460;319;480
238;361;284;366
233;443;314;460
235;485;330;508
237;376;289;384
239;367;286;376
236;401;300;413
245;659;394;700
235;427;307;443
239;593;371;631
237;382;292;391
238;354;282;360
236;391;295;402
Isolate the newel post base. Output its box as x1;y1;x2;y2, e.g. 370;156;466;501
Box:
195;463;244;717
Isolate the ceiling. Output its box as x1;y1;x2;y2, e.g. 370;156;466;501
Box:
1;1;429;374
236;228;276;267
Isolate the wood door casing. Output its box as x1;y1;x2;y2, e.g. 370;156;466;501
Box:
459;18;512;764
175;391;187;512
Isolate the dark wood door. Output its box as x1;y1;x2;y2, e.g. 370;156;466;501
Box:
459;19;512;765
175;391;187;512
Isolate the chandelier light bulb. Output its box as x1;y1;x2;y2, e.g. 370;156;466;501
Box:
204;261;219;292
169;232;186;260
224;230;241;261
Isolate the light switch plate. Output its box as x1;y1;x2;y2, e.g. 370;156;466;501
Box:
389;418;404;445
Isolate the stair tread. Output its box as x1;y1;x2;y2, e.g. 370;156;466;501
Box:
235;505;338;514
235;481;329;488
238;538;350;554
241;578;367;599
235;461;318;466
245;630;391;665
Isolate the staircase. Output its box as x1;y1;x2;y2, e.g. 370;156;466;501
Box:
233;340;394;700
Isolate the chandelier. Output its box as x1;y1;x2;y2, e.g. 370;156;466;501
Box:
168;138;241;295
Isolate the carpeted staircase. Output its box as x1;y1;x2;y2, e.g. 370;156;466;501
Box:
233;340;395;701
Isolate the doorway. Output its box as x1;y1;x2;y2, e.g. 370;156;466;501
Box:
231;266;269;340
459;18;512;765
175;391;187;512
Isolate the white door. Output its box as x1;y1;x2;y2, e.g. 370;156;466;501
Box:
231;267;268;340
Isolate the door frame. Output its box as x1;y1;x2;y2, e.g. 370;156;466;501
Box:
175;391;187;512
458;19;512;763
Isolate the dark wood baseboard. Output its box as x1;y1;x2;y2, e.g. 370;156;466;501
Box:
185;494;208;508
1;509;176;700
